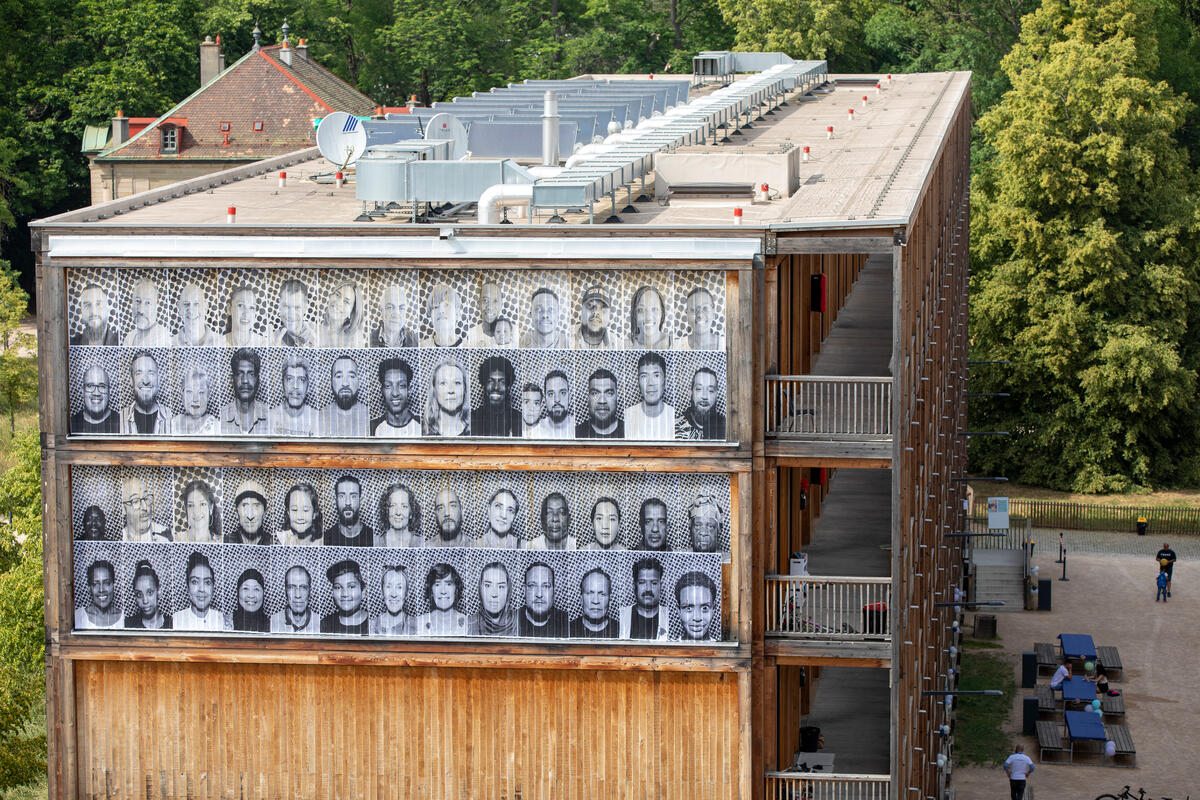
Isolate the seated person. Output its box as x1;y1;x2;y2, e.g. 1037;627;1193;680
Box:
1049;659;1071;690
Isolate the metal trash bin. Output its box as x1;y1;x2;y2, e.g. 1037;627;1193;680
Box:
975;613;997;639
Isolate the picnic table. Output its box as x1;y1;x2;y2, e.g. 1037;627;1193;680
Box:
1060;676;1097;704
1065;710;1107;762
1059;633;1097;661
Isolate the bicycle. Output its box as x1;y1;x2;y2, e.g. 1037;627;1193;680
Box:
1095;787;1190;800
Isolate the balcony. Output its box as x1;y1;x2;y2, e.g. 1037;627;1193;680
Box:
765;576;891;640
765;376;892;459
764;772;890;799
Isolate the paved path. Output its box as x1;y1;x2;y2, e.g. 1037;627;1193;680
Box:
951;548;1197;799
1029;527;1200;559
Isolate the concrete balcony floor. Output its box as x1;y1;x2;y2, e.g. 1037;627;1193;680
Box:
804;468;892;578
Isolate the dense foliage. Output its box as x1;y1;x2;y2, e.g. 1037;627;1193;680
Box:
970;0;1200;491
0;431;45;792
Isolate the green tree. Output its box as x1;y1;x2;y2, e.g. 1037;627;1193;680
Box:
716;0;880;70
969;0;1200;491
0;430;45;792
0;263;35;436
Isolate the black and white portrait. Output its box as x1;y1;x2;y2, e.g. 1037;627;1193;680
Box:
422;281;467;347
626;281;673;350
371;356;421;437
267;353;318;437
423;357;470;436
221;348;270;435
70;282;120;346
120;349;173;434
272;273;319;347
71;363;120;434
371;273;419;348
318;272;368;349
470;355;520;437
124;274;171;347
319;354;370;437
174;469;223;544
625;351;674;441
519;284;570;349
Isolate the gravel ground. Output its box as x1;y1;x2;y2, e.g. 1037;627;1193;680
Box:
950;545;1197;800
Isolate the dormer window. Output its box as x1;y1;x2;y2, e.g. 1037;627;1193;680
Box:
219;122;231;132
161;126;178;154
253;121;264;132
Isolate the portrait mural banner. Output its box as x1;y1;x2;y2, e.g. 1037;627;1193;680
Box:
66;266;730;443
71;466;731;643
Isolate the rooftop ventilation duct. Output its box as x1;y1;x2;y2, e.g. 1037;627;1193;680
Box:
542;91;560;166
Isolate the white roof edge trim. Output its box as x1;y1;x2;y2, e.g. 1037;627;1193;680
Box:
46;235;762;261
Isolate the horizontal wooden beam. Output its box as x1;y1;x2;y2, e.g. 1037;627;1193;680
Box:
764;638;891;668
764;440;891;469
50;439;755;472
60;641;751;673
774;236;895;255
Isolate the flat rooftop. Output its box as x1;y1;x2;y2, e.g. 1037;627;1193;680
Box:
41;71;969;232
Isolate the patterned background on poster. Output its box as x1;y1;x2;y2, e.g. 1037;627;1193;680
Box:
672;269;727;348
72;541;724;641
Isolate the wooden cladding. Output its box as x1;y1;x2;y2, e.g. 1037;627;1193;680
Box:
75;661;740;800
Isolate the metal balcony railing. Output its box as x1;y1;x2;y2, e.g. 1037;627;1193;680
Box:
765;575;891;639
765;772;891;799
765;376;892;439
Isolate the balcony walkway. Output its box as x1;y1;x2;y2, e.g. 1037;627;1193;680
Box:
811;253;893;377
805;469;892;577
805;666;891;774
767;253;893;464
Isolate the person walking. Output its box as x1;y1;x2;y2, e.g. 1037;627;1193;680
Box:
1002;743;1035;800
1155;542;1177;597
1156;567;1169;603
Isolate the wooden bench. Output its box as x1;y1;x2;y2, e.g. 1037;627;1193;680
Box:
1036;685;1058;714
1096;645;1123;680
1035;642;1058;674
1104;724;1136;767
1100;693;1125;717
1036;720;1068;763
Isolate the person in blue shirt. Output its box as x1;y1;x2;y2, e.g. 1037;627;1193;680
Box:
1156;567;1169;602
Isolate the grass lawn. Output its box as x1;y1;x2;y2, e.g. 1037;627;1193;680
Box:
954;641;1018;766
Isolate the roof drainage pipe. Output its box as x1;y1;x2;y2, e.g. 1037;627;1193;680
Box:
478;183;534;225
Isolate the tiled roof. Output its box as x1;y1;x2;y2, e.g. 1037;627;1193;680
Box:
97;45;375;161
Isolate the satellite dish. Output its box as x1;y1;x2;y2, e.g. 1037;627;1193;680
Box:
316;111;367;167
424;113;469;160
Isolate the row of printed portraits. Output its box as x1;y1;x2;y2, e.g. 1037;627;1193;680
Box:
72;466;733;555
71;543;726;643
68;346;728;442
66;267;727;352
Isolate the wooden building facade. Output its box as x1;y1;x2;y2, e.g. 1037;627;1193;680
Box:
34;68;972;800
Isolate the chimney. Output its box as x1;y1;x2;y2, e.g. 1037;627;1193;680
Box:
279;40;292;67
295;38;308;61
111;110;129;147
217;34;225;71
200;35;221;87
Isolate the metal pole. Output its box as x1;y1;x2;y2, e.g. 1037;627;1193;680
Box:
1059;548;1069;581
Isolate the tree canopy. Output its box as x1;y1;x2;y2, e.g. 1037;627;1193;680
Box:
969;0;1200;491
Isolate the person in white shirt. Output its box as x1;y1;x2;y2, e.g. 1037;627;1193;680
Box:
371;358;421;437
175;551;232;632
624;351;675;441
1049;660;1071;689
123;277;170;347
519;383;546;438
267;354;318;437
75;559;122;629
528;370;574;438
528;492;576;550
318;356;370;437
1002;743;1035;800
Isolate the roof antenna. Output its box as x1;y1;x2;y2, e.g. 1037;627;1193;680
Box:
251;22;261;51
281;19;290;45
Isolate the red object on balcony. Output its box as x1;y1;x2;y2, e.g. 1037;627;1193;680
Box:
816;467;828;486
810;273;826;312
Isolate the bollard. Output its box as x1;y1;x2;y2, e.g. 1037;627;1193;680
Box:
1056;532;1065;564
1059;547;1069;581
